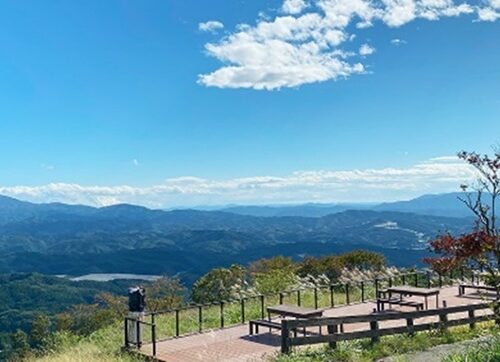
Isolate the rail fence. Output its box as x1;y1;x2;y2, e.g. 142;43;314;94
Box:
281;302;494;353
124;267;483;357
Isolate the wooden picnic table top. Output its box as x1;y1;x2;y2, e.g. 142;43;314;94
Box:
387;286;440;296
267;304;324;318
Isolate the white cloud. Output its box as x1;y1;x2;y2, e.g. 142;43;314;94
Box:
391;38;408;45
132;159;139;166
359;43;376;55
282;0;309;14
0;156;477;208
199;0;497;90
199;20;224;33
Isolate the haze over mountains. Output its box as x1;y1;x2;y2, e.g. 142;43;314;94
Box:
0;192;475;284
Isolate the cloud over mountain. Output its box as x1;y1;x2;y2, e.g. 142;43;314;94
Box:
0;156;477;208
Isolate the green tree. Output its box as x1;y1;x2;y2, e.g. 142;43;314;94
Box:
30;314;50;348
10;329;30;360
146;276;186;312
192;264;246;303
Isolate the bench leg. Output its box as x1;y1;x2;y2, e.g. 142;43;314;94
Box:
249;323;253;335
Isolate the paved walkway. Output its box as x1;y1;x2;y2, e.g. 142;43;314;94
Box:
137;286;493;362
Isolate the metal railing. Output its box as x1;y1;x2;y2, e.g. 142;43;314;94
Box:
124;267;480;356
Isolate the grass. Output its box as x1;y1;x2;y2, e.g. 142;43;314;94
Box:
443;333;500;362
273;322;499;362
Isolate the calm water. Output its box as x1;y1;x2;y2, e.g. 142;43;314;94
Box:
68;273;161;282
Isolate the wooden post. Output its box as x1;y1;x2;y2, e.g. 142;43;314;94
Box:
370;319;380;344
281;319;290;354
414;273;418;287
361;281;365;302
314;288;318;309
402;274;406;285
439;273;443;288
440;301;448;330
279;293;284;305
297;290;301;307
375;279;379;298
330;285;334;308
260;295;265;319
124;318;129;348
406;318;414;336
389;277;393;288
152;322;156;357
468;308;476;329
427;272;431;288
327;324;338;349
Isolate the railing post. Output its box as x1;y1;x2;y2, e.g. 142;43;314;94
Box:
345;284;350;305
241;298;246;324
327;324;338;349
279;293;284;305
414;273;418;287
472;272;475;285
281;319;290;354
370;319;379;344
260;295;265;319
402;274;406;285
375;279;379;298
220;302;225;328
175;309;180;337
198;305;203;332
461;268;465;282
124;318;129;348
297;290;301;307
361;281;365;302
136;319;141;348
427;271;431;289
389;277;393;288
152;321;156;357
330;285;334;308
439;273;443;288
314;288;319;309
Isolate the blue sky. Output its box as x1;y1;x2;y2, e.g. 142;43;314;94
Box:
0;0;498;207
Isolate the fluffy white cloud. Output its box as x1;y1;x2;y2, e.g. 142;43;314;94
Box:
391;38;408;45
199;0;496;90
199;20;224;33
359;43;375;55
0;156;477;208
282;0;309;14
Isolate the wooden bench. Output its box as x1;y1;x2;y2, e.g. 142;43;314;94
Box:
249;319;281;335
377;298;424;312
458;284;498;296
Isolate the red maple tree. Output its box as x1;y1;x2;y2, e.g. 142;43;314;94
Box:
424;149;499;286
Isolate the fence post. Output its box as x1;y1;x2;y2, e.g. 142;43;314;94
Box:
472;272;475;285
414;273;418;287
389;277;393;288
406;317;414;336
375;279;379;298
461;268;465;282
279;293;284;305
330;285;335;308
281;319;290;354
468;308;476;329
260;295;265;319
327;324;338;349
439;273;443;288
198;305;203;332
124;318;129;348
314;288;319;309
136;319;141;348
345;284;350;305
402;274;406;285
152;321;156;357
361;281;365;302
220;302;225;328
241;299;246;324
175;309;180;337
297;290;301;307
370;319;380;344
427;271;431;289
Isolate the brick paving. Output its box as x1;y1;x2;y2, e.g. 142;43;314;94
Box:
137;286;493;362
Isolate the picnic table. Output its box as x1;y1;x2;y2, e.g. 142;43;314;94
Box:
386;286;440;310
267;304;324;320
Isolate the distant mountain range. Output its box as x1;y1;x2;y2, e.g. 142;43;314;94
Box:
0;193;477;284
218;193;476;218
